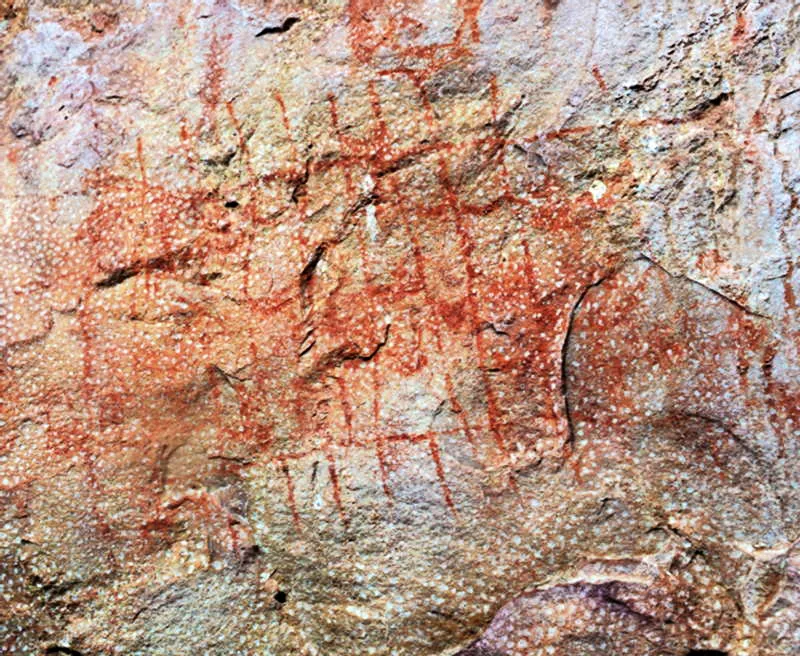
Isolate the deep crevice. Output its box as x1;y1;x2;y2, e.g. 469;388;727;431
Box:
303;323;391;380
95;266;138;288
95;246;194;289
686;91;731;119
290;158;311;203
255;17;300;37
299;244;326;306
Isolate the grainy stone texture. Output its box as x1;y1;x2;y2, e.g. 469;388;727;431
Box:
0;0;799;654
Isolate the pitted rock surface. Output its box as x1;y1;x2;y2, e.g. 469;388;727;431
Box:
1;1;799;654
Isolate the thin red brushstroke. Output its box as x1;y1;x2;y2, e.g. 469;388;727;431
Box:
428;434;456;514
591;65;608;92
279;457;302;529
325;447;349;526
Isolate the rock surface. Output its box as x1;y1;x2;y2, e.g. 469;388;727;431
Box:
1;0;799;654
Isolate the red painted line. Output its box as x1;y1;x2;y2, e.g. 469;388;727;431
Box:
225;100;253;177
336;377;355;447
437;155;508;458
428;434;456;514
385;432;431;445
274;91;299;161
459;0;484;44
405;224;477;454
591;65;608;92
488;74;500;124
279;456;302;530
377;67;436;128
136;136;147;185
325;447;349;526
375;439;394;502
369;360;393;501
201;31;226;116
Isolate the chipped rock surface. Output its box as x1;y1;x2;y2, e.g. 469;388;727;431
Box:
1;0;799;654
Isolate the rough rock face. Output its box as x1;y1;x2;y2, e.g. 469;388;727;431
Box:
1;0;799;654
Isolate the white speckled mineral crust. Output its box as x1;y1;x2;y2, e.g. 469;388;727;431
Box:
1;1;799;654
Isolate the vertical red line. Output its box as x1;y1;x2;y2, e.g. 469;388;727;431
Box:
407;227;477;452
325;447;349;526
457;0;483;45
201;31;226;130
367;80;389;148
274;91;299;161
371;364;393;502
488;75;499;124
178;118;198;175
329;92;371;276
328;92;358;221
336;83;392;502
78;304;95;422
374;440;393;502
335;377;355;447
428;434;456;514
487;75;514;200
279;457;302;530
394;71;482;470
136;136;147;185
437;155;509;459
225;100;253;178
273;92;311;390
